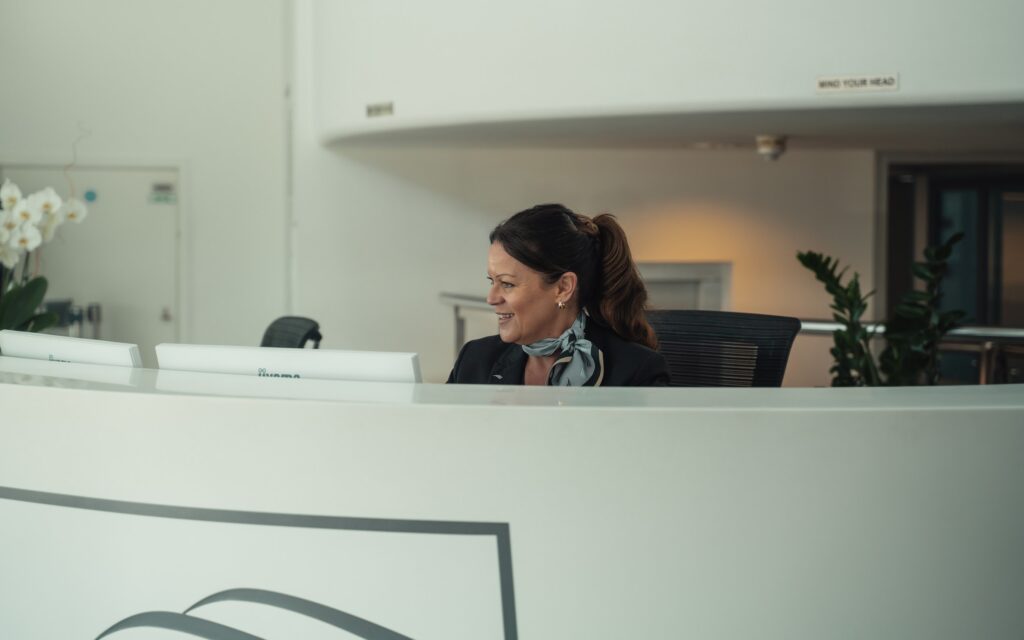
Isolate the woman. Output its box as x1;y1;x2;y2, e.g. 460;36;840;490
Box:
447;203;669;386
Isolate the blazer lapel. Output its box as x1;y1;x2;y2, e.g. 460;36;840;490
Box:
489;344;526;384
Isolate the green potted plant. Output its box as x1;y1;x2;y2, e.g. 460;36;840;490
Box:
797;232;966;386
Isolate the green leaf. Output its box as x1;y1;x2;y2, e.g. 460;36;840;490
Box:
937;310;968;332
911;263;933;281
796;251;820;270
902;290;932;303
943;231;966;247
23;311;58;333
0;277;50;331
896;304;928;319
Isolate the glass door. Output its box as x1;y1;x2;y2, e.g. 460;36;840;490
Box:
887;163;1024;383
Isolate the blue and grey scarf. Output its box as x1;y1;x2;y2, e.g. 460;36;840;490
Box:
521;312;604;386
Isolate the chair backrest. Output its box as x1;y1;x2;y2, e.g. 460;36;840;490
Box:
260;316;322;349
647;310;801;387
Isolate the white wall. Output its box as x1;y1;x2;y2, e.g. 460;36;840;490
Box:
293;1;876;385
0;0;289;345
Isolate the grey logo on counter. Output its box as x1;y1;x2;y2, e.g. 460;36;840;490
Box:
0;486;518;640
95;587;413;639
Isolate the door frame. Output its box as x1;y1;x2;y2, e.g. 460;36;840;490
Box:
875;151;1024;321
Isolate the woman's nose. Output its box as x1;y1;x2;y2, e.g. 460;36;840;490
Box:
486;284;502;305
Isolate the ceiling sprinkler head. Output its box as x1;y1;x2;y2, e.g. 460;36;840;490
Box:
755;135;787;161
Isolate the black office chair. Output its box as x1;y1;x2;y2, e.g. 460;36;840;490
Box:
260;316;322;349
646;310;801;387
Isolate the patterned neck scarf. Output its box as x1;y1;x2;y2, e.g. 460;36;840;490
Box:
521;312;603;386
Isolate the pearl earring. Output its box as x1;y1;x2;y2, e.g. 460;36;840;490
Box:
557;301;566;310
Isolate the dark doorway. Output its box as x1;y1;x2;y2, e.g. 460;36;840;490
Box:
887;163;1024;382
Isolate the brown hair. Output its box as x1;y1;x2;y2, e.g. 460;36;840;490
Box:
489;204;657;349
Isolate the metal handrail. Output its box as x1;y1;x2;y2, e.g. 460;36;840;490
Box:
798;321;1024;384
440;293;1024;383
799;321;1024;343
439;292;492;311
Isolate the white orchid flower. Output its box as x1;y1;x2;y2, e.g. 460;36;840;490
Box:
1;179;22;211
44;202;67;239
0;224;9;246
41;212;63;243
27;187;62;220
0;244;20;269
10;223;42;252
1;208;21;234
13;198;41;225
59;197;88;223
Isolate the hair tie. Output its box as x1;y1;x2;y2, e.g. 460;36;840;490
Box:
573;213;600;237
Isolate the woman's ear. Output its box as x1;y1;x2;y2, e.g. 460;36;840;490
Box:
556;272;578;304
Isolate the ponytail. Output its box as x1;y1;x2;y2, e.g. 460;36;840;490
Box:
590;214;658;350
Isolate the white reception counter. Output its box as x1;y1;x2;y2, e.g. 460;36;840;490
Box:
1;355;1023;639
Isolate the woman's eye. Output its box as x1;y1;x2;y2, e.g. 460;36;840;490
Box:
501;282;514;289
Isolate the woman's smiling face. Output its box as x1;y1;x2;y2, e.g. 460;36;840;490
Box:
486;242;573;345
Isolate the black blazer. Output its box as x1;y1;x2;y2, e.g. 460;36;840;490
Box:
447;320;670;386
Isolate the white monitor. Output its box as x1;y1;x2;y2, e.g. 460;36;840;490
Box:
155;343;422;383
0;330;142;368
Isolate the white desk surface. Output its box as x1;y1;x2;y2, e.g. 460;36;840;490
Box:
1;355;1022;410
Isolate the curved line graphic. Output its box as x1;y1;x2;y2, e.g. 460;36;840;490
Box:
185;588;415;640
94;611;263;640
2;485;516;639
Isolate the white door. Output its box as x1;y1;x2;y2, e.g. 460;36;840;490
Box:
0;165;179;368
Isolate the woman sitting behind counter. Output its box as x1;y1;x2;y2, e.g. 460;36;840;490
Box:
448;204;670;386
